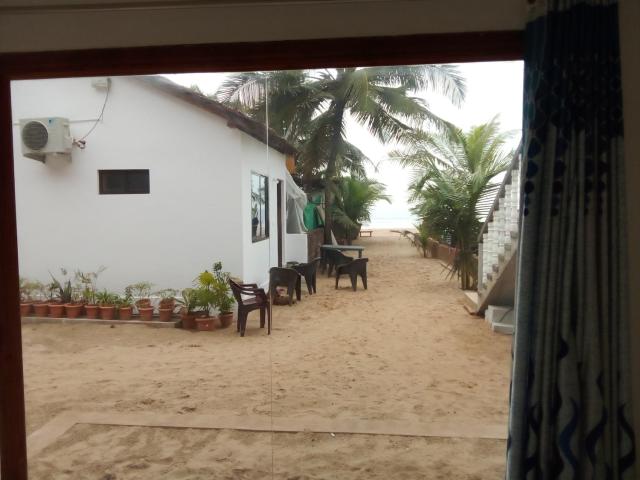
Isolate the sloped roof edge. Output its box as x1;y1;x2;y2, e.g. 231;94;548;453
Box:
135;75;297;156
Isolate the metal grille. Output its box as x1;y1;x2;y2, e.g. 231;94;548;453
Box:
22;121;48;150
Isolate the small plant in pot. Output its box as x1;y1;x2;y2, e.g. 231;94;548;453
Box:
212;262;235;328
127;281;155;321
193;262;235;331
49;268;75;318
32;281;50;317
117;292;134;320
19;277;38;316
155;288;178;322
175;288;201;330
96;290;118;320
193;270;221;331
75;267;106;319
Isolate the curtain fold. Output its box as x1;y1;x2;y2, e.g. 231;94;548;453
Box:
507;0;635;478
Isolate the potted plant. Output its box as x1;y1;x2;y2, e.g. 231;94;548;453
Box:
117;292;134;320
155;288;178;322
126;281;154;321
19;277;38;316
49;269;75;318
32;281;50;317
96;290;117;320
212;262;235;328
75;267;106;319
175;288;201;330
65;293;84;319
193;270;221;331
193;262;235;331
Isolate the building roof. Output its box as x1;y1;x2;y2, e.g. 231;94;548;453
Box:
136;75;297;156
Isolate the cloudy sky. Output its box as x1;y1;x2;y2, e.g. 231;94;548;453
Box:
164;61;524;228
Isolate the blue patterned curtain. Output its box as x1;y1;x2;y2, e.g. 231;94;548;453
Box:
507;0;636;478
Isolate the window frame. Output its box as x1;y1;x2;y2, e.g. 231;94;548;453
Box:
98;169;150;195
251;171;270;243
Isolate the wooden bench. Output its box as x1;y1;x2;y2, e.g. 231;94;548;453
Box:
359;229;373;237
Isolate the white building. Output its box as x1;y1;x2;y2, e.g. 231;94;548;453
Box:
11;75;308;292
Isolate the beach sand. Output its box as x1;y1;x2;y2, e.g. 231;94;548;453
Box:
23;230;512;479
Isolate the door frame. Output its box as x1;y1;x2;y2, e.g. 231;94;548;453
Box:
0;30;523;479
276;179;284;268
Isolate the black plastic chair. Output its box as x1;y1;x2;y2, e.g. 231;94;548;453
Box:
325;249;353;277
292;257;321;294
229;280;270;336
269;267;301;306
335;258;369;291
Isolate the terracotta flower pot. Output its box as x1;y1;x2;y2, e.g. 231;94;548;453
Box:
20;303;33;317
136;299;151;309
85;304;99;319
65;304;83;319
138;306;154;321
159;299;175;310
158;308;174;322
180;312;197;330
33;303;49;317
99;305;116;320
219;312;234;328
196;316;220;331
48;303;66;318
119;306;133;320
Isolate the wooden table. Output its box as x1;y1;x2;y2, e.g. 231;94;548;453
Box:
320;244;365;258
359;229;373;237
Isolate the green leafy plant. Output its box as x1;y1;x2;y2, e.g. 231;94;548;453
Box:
116;291;134;308
34;280;54;302
194;262;236;314
95;290;119;306
332;177;391;244
49;268;74;304
154;288;178;310
125;281;154;308
393;222;435;258
392;118;513;289
175;288;200;314
75;266;106;305
19;278;39;302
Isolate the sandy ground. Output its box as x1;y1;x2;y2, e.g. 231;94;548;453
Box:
22;230;512;479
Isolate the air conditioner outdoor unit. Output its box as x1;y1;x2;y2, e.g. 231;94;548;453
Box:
19;117;72;162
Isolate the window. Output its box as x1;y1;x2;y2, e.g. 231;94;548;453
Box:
99;170;150;195
251;173;269;242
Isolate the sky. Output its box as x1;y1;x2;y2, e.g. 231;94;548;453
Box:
164;61;524;229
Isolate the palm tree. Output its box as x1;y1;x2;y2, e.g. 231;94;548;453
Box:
394;222;435;258
332;177;390;244
216;66;466;242
394;117;514;289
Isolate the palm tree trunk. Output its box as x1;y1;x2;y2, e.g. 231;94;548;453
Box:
323;100;347;244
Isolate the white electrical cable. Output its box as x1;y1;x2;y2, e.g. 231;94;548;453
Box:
73;78;111;148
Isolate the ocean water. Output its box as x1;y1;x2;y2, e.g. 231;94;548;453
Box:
363;216;418;230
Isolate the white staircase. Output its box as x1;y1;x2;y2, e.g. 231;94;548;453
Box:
476;148;521;334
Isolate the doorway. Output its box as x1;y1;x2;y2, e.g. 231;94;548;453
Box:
277;179;284;267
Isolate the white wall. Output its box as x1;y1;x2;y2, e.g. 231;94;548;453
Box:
11;76;254;292
239;132;289;286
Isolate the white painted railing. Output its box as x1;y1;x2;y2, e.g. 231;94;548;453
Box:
477;146;521;294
